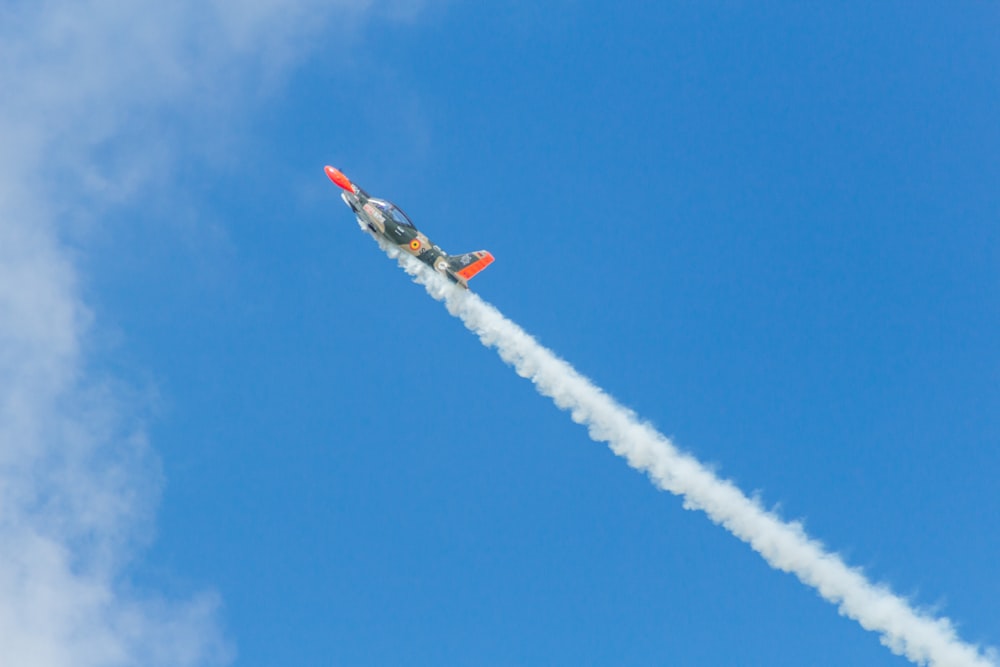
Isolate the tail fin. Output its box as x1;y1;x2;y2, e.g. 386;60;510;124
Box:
448;250;494;281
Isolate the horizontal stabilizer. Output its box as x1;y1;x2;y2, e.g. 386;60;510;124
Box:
450;251;494;281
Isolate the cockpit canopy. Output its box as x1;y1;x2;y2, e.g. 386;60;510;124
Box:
371;199;415;228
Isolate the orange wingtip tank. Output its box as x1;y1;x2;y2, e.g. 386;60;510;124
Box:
324;165;354;192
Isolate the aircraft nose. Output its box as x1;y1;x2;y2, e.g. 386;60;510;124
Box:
324;165;354;192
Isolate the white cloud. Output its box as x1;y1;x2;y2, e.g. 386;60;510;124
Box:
0;1;395;665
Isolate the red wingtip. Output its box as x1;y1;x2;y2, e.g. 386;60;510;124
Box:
324;165;354;192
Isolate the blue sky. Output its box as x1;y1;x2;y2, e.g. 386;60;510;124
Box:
2;2;997;666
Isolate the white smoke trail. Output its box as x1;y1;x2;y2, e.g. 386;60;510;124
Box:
377;242;995;667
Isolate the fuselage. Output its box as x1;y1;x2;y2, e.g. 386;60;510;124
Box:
341;190;456;280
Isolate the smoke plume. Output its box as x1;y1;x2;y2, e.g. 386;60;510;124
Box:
383;244;995;667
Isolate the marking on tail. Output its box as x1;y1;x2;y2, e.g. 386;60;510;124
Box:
453;251;494;281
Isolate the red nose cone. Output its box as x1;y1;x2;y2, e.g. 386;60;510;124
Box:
324;166;354;192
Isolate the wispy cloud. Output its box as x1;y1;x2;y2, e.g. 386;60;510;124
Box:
385;245;997;667
0;1;390;665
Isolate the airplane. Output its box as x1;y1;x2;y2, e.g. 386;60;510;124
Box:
324;166;494;289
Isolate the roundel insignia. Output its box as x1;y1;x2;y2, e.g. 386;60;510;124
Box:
409;239;422;251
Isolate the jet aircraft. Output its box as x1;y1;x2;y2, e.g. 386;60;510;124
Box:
324;166;494;288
